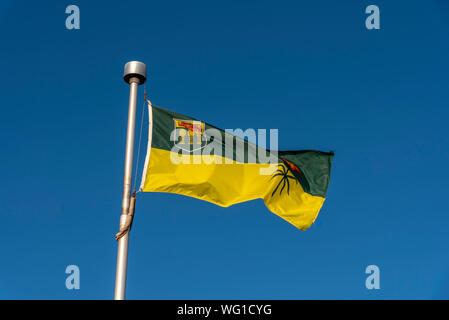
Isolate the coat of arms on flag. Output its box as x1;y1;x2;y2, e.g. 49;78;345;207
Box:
173;119;207;152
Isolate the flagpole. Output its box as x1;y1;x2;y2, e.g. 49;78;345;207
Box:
114;61;147;300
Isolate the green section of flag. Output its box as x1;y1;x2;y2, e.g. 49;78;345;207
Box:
149;104;333;198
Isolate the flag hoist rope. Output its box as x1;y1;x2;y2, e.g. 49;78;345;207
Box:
115;191;136;240
115;89;148;241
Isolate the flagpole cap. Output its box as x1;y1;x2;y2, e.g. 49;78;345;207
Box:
123;61;147;85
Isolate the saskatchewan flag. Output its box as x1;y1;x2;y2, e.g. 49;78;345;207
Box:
140;101;333;230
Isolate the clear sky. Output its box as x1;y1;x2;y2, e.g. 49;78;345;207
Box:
0;0;448;299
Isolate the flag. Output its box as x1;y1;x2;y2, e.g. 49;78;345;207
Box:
139;102;333;230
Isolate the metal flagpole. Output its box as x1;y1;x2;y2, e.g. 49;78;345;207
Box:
114;61;147;300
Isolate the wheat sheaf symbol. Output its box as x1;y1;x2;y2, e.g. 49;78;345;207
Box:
270;163;297;197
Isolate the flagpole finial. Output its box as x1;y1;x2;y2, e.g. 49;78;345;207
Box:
123;61;147;85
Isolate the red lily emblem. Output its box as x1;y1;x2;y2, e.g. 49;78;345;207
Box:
281;158;301;174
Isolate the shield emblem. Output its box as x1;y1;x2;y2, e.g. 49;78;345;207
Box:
173;119;207;152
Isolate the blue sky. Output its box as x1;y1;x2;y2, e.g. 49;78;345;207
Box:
0;0;448;299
